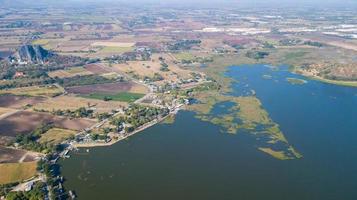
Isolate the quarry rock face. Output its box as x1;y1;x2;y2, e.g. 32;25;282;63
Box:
13;45;53;64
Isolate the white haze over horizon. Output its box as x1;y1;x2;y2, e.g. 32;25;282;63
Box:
1;0;357;8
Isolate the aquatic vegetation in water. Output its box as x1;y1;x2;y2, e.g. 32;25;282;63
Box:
262;74;273;79
161;114;176;124
286;77;307;85
187;91;302;160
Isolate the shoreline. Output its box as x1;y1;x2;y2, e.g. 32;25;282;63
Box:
292;69;357;87
309;76;357;87
71;109;180;149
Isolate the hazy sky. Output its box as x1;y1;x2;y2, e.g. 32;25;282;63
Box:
2;0;357;8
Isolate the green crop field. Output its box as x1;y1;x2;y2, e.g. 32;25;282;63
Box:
99;46;134;53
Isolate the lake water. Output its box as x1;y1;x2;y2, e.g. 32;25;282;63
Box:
60;65;357;200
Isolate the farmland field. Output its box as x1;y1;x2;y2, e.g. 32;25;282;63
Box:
0;111;95;137
90;42;135;56
85;63;113;74
33;95;127;113
66;82;148;95
98;46;134;54
91;42;135;47
81;92;145;102
31;39;49;46
48;67;93;78
0;161;37;184
0;107;16;117
0;146;37;164
112;54;197;82
0;94;46;109
173;52;195;61
39;128;76;144
0;85;64;97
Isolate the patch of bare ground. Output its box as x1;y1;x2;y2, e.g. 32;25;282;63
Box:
0;94;46;109
66;81;148;95
84;63;113;74
0;111;95;137
0;146;39;164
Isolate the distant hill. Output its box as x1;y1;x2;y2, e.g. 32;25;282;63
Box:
11;45;54;64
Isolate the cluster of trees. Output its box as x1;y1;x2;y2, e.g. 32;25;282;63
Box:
96;112;113;121
3;21;32;28
279;39;302;46
168;40;201;51
0;77;56;90
110;104;169;133
231;44;245;50
37;158;69;200
59;74;122;87
51;107;94;118
160;62;169;72
14;123;58;153
90;133;108;141
303;41;324;47
104;54;136;64
152;73;164;81
263;42;275;49
0;183;19;197
143;73;163;82
278;39;323;47
172;82;220;98
246;51;269;60
103;49;151;64
1;157;68;200
158;56;169;72
35;107;114;121
181;57;213;65
5;182;46;200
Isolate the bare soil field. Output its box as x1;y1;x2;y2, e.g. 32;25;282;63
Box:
0;146;39;164
84;63;113;74
52;39;93;52
33;95;127;114
0;94;46;109
0;146;34;164
0;107;16;117
66;82;148;95
0;111;95;137
91;42;135;47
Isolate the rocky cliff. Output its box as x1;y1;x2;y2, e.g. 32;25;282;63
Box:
12;45;53;64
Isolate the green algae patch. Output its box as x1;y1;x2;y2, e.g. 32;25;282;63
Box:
187;91;302;160
286;78;307;85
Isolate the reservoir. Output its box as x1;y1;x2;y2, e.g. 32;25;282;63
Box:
61;65;357;200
